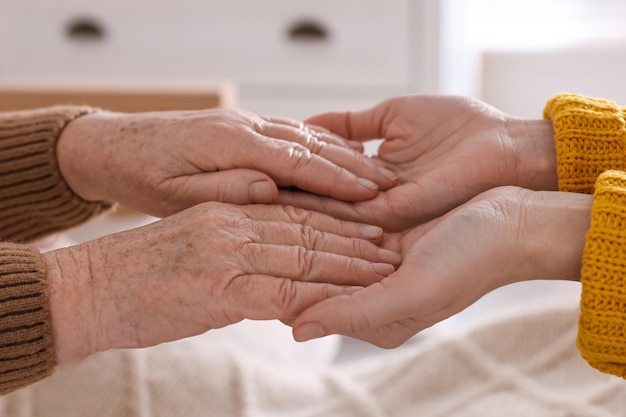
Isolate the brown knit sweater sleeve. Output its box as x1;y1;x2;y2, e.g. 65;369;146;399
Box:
0;106;109;394
0;243;53;394
0;106;108;241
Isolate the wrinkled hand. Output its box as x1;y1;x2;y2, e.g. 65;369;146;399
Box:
57;108;398;217
293;187;591;347
278;95;557;231
45;202;401;364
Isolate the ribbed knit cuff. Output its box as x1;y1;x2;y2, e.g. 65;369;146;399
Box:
0;106;109;242
578;170;626;378
543;93;626;194
0;243;54;394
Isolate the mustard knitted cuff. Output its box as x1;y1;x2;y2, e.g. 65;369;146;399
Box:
578;170;626;378
543;93;626;194
0;243;55;394
0;106;110;242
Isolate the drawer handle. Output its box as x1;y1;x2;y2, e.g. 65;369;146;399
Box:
287;20;329;43
66;17;106;42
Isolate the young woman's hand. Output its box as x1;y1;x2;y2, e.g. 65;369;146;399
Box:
293;187;591;347
279;95;557;231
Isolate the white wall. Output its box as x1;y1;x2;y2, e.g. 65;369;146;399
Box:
437;0;626;116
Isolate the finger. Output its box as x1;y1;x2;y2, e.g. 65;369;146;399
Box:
226;277;363;321
248;220;401;265
160;169;278;216
262;115;363;150
276;188;419;233
276;190;368;225
304;99;394;142
293;277;419;348
240;204;384;243
239;244;395;286
241;138;380;201
257;123;397;191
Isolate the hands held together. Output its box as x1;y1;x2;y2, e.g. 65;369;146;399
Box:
48;106;400;364
51;95;590;363
288;95;593;348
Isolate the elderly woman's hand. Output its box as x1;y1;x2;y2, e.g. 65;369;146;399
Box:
278;95;558;232
56;108;398;217
292;187;590;348
44;202;401;365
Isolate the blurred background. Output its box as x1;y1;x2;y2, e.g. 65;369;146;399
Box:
3;0;626;118
2;0;623;367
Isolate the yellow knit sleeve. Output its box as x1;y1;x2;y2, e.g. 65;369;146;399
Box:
543;93;626;194
578;170;626;378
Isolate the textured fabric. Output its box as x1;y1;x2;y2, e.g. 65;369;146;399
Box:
0;106;107;394
0;106;107;242
0;244;54;395
543;93;626;194
579;170;626;378
544;93;626;378
1;302;625;417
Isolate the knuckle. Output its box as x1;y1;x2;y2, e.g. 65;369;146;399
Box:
288;144;314;171
215;181;231;202
300;224;321;249
351;238;367;258
295;246;316;279
304;132;326;153
284;205;313;225
251;116;265;131
274;279;299;313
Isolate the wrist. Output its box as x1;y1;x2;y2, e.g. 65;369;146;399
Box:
44;246;99;365
46;233;160;364
506;118;558;191
520;190;591;282
44;239;126;365
57;112;115;205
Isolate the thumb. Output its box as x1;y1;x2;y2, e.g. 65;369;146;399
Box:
292;282;405;347
162;169;278;215
305;103;389;142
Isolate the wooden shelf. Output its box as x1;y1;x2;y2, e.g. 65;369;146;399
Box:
0;78;237;112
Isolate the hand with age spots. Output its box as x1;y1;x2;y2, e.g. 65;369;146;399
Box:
45;202;401;365
57;107;398;218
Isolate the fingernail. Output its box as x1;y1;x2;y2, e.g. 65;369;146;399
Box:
357;177;378;191
296;323;326;342
360;225;383;239
248;181;274;203
373;263;395;276
378;249;402;266
378;166;398;182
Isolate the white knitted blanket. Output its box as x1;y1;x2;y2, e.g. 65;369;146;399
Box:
2;302;625;417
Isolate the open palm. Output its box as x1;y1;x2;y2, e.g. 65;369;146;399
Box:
293;186;590;347
278;95;556;232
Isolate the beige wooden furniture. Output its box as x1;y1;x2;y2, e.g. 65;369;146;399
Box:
0;78;236;112
0;0;440;120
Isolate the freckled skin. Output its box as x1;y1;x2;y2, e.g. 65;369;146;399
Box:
44;202;400;365
57;108;398;218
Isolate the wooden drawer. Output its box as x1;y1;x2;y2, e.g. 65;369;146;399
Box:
0;0;410;87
